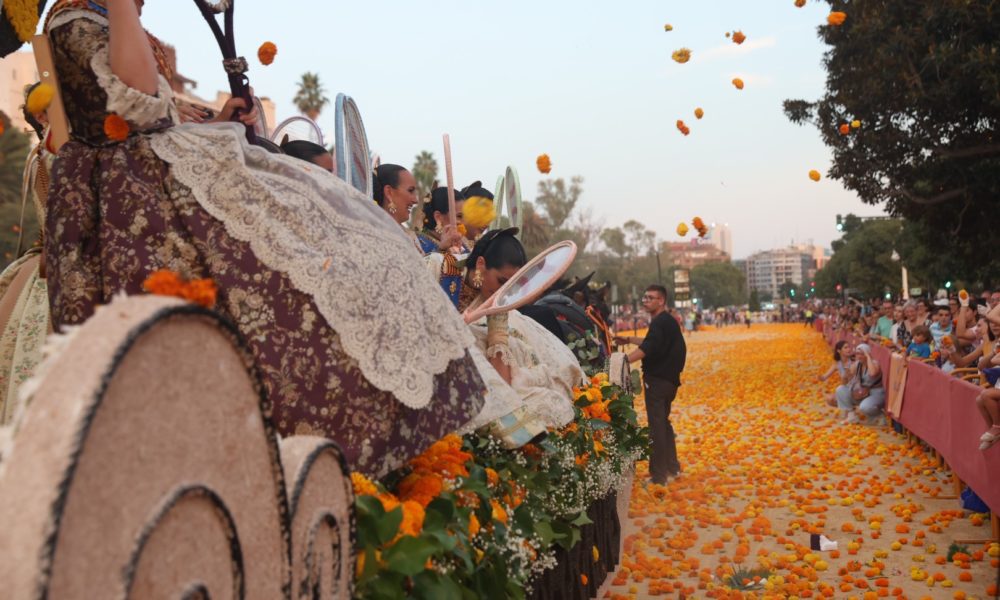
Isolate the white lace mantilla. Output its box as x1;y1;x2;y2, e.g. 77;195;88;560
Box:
151;123;475;409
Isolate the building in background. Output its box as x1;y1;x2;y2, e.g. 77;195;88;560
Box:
706;223;733;257
662;240;730;271
744;246;814;299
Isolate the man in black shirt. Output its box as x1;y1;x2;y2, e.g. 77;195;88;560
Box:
614;285;687;485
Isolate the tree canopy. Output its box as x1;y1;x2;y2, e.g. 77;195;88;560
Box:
784;0;1000;285
814;216;903;298
690;262;746;308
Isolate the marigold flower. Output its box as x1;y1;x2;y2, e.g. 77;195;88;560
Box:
104;114;130;142
463;196;496;228
694;107;704;119
809;169;821;182
26;83;55;116
839;123;850;135
350;472;378;496
794;0;806;6
143;270;184;297
257;41;277;66
732;78;745;90
671;48;692;64
182;278;218;309
851;119;862;129
677;222;689;237
663;24;673;32
5;0;42;42
827;11;847;26
536;153;552;174
676;120;690;136
468;513;480;537
731;30;746;45
490;499;508;524
581;574;589;585
398;501;425;538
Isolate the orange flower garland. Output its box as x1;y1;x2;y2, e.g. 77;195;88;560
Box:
142;269;218;309
257;41;277;66
104;114;130;142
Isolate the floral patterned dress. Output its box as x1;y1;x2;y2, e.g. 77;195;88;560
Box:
44;9;484;477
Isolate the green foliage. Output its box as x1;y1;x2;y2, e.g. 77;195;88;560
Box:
784;0;1000;284
293;72;330;120
814;216;903;298
690;262;746;308
411;150;438;201
0;115;36;268
725;567;772;591
748;289;762;311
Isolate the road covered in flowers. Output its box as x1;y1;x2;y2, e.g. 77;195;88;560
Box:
605;324;999;600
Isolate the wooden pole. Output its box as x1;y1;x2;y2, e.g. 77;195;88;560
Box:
442;134;457;230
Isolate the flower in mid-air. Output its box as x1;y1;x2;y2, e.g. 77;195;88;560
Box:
672;48;692;64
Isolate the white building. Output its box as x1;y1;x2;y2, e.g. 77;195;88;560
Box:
744;247;814;298
707;223;733;258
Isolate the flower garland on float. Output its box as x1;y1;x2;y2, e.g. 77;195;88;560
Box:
351;373;648;599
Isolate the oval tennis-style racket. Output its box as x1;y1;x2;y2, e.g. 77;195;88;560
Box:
463;240;577;324
334;93;372;196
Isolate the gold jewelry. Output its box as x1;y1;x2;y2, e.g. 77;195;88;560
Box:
387;201;397;216
435;222;444;235
472;269;484;288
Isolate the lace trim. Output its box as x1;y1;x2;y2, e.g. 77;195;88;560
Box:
150;124;474;409
457;345;525;434
485;343;513;366
45;8;104;32
91;44;178;129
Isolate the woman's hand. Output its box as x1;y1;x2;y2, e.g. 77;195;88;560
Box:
177;101;211;124
213;97;259;126
437;224;463;250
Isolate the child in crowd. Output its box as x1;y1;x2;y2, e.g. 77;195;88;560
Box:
819;341;855;408
906;325;932;359
929;306;953;346
976;350;1000;451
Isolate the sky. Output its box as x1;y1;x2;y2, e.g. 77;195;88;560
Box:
134;1;879;258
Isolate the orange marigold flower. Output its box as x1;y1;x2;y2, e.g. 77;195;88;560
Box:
581;574;589;586
182;278;218;309
732;77;745;90
795;0;806;6
398;500;425;538
839;123;850;135
104;114;130;142
676;120;690;136
485;467;499;488
350;472;378;496
490;499;508;525
809;169;821;182
143;270;184;297
694;107;704;119
671;48;692;64
257;41;277;66
536;154;552;174
731;30;746;45
828;11;847;26
468;513;480;537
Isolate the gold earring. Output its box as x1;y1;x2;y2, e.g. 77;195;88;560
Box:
472;269;484;288
387;201;397;216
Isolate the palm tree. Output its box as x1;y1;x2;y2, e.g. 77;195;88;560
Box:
293;72;330;121
411;150;437;200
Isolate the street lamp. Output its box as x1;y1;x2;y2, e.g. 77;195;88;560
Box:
890;249;909;300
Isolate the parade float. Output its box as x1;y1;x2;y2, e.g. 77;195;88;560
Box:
0;2;644;597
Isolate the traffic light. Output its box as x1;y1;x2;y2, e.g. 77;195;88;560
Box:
790;288;796;297
835;214;844;232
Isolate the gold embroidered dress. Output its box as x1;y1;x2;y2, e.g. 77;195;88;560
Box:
43;7;484;476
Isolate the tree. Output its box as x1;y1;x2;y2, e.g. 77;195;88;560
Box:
535;176;582;230
784;0;1000;285
519;201;552;256
0;115;35;266
293;72;330;121
411;150;437;200
814;216;903;298
778;281;798;301
690;262;746;308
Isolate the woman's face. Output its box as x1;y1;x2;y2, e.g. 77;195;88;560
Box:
904;305;916;320
893;308;903;321
476;257;520;299
841;345;856;359
434;199;465;230
384;170;417;224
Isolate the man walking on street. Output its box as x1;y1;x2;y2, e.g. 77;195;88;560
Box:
614;285;687;485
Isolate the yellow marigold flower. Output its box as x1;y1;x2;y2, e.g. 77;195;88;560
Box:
26;83;55;116
808;169;821;182
463;196;496;228
490;499;508;525
851;119;861;129
677;222;689;237
827;11;847;26
694;107;704;119
536;153;552;174
663;24;673;32
4;0;42;43
671;48;692;64
732;78;745;90
592;545;600;562
257;41;277;66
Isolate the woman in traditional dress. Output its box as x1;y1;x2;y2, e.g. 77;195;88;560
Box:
41;0;484;477
0;84;54;424
460;229;583;429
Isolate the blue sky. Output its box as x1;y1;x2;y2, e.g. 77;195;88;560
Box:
137;0;881;258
